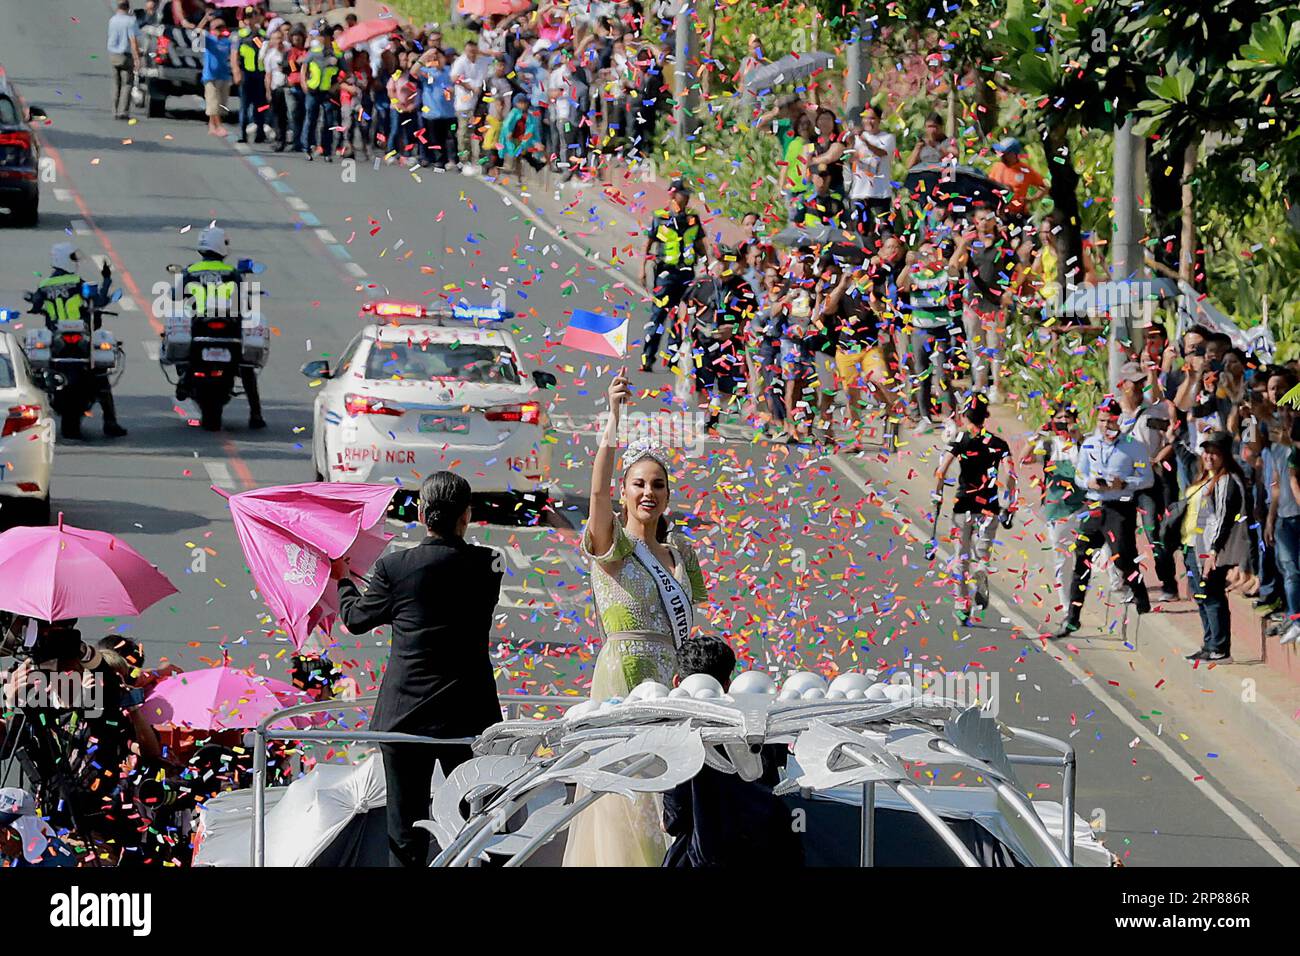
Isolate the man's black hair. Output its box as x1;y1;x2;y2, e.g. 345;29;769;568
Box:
418;471;472;538
963;394;990;426
925;112;943;126
677;635;737;689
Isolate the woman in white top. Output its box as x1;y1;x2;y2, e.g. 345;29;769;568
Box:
260;25;290;152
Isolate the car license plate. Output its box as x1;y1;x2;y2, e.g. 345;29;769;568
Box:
201;348;232;363
418;413;469;434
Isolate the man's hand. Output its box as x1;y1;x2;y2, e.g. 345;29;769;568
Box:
1202;552;1217;574
1265;517;1276;548
330;557;351;581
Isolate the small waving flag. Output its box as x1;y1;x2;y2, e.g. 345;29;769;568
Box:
561;308;628;358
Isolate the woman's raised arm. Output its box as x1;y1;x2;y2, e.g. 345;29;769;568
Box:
588;368;629;556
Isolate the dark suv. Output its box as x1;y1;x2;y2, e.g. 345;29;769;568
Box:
138;0;207;118
0;70;45;226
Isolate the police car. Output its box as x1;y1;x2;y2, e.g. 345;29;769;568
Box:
0;320;53;524
302;301;558;500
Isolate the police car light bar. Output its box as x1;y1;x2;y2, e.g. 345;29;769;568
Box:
362;300;428;319
0;308;20;323
451;304;514;322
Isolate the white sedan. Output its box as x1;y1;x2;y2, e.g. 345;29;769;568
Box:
303;302;557;498
0;325;54;524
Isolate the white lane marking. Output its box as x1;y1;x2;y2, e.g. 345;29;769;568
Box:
826;452;1299;867
204;460;235;489
90;254;108;270
257;166;277;181
343;262;367;278
502;544;530;570
314;228;337;244
480;179;647;295
142;340;160;361
286;196;309;211
233;141;251;154
119;296;137;312
71;219;91;236
52;188;72;203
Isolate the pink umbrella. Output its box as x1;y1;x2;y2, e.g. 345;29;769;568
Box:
143;666;305;731
457;0;531;17
0;514;177;621
215;483;396;649
336;17;399;51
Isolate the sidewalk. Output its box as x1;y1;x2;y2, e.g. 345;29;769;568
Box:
500;156;1300;785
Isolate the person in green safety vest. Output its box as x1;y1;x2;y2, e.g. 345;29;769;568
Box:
299;35;341;162
27;243;127;440
640;179;708;373
175;226;266;430
230;4;267;144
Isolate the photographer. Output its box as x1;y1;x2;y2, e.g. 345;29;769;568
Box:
5;620;161;860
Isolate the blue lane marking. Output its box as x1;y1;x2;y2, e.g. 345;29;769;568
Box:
247;154;265;167
326;244;351;261
299;211;321;227
271;179;292;194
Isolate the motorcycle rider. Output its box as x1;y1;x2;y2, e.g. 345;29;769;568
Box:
27;243;127;440
176;226;266;430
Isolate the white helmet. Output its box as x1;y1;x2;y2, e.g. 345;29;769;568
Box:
197;226;229;256
50;242;81;273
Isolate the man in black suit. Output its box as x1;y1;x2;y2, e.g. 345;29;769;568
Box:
662;636;803;868
333;471;504;868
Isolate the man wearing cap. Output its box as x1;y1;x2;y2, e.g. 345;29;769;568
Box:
1053;398;1153;638
300;33;342;161
1117;360;1180;602
0;789;75;867
230;5;268;144
988;138;1047;225
642;180;708;372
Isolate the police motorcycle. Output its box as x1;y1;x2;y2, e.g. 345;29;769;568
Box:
158;227;269;432
20;244;126;441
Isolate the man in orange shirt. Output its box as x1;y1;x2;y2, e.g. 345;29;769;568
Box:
988;137;1047;228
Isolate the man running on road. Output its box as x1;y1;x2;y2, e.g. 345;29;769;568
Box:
933;394;1017;626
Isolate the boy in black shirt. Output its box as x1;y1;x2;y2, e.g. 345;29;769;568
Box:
932;395;1017;625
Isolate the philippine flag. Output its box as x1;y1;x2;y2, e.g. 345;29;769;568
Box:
560;309;628;358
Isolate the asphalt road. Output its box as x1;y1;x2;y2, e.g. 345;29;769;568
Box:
0;0;1293;866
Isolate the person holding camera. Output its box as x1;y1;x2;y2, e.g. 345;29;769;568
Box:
1116;361;1181;603
1053;399;1153;638
1162;431;1249;662
1034;401;1088;614
333;471;504;868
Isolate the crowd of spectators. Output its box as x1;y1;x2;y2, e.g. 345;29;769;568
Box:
203;1;666;178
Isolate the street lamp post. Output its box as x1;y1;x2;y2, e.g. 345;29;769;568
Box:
1110;115;1144;392
674;1;700;137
